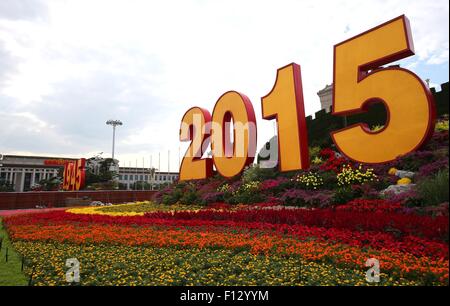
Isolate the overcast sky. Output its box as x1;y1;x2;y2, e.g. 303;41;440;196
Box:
0;0;448;171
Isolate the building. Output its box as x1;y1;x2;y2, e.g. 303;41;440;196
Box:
117;167;178;190
0;155;77;192
0;154;179;192
317;84;333;112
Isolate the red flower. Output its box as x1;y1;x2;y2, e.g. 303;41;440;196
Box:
319;148;349;173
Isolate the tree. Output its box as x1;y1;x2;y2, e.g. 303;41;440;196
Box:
32;177;61;191
84;156;119;189
0;179;14;192
131;181;151;190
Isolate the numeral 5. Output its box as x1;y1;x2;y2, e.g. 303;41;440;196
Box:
331;15;436;163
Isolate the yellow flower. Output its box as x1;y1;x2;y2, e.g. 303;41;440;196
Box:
397;177;412;185
388;168;397;175
66;206;145;216
312;156;323;165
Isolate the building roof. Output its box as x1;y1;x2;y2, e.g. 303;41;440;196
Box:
1;154;78;160
317;84;333;96
118;167;178;174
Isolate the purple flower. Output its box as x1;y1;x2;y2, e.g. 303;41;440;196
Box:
260;177;289;191
383;189;420;204
200;192;224;203
280;189;333;208
417;158;449;179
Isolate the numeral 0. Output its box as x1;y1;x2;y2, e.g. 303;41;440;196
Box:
211;91;257;178
179;15;435;181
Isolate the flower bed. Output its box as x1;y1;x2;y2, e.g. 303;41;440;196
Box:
2;199;448;286
13;242;424;286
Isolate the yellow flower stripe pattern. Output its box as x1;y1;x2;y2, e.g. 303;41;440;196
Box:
67;204;145;217
66;201;202;217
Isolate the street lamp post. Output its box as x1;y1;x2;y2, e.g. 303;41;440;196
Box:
106;119;123;160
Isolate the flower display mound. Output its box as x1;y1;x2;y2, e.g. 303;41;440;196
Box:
154;122;449;213
2;199;448;286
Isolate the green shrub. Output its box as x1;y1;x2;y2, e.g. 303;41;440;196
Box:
180;191;200;205
396;151;435;171
242;164;278;183
177;182;200;205
435;119;449;132
332;186;359;204
332;183;379;204
309;146;322;159
320;171;338;189
0;180;14;192
416;170;449;206
161;194;176;205
227;181;265;204
367;175;396;191
161;183;186;204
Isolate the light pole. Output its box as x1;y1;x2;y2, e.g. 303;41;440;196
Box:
106;119;123;160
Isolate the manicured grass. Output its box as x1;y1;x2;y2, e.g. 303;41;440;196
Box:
0;218;28;286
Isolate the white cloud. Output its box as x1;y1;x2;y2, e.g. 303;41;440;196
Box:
0;0;448;171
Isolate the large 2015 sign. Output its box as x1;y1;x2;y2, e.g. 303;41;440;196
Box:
179;15;436;181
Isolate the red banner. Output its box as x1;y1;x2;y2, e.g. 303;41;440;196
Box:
44;159;75;166
62;159;86;191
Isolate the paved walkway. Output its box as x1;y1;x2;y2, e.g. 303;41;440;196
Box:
0;207;69;217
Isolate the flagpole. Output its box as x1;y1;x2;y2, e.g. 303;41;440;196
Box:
128;161;131;190
150;155;152;190
158;152;161;189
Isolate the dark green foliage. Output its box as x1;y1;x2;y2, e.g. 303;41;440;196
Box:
320;171;338;189
227;190;266;205
242;165;278;183
416;170;449;206
85;157;118;185
130;181;151;190
395;151;435;172
0;180;14;192
180;190;200;205
160;182;201;205
332;187;359;205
